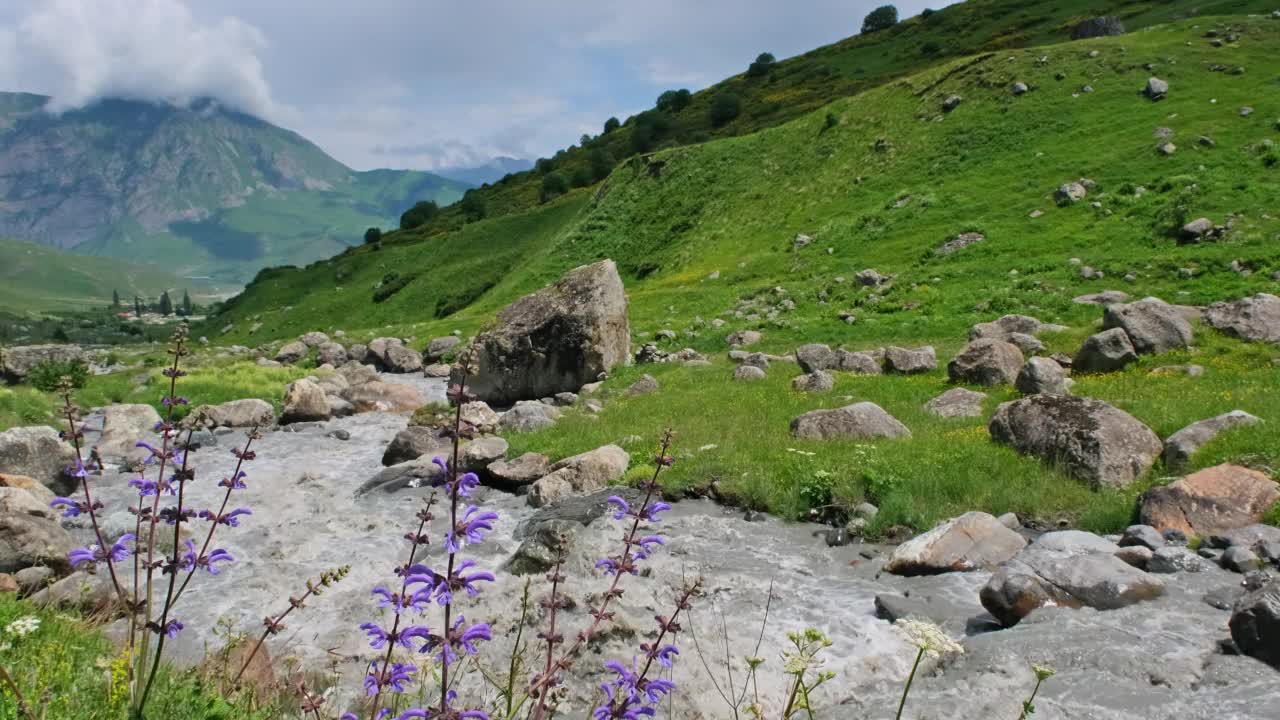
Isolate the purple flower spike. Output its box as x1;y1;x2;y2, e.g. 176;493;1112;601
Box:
454;505;498;549
359;622;390;649
218;470;248;490
68;546;97;568
49;497;83;518
204;548;235;574
163;620;184;638
67;459;88;479
128;477;159;497
607;495;630;519
108;534;135;562
650;644;679;667
179;539;197;572
643;501;671;522
456;620;491;655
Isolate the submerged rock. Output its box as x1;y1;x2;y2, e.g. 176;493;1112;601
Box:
885;512;1026;576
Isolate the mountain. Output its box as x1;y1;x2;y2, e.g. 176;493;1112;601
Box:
436;156;533;186
0;93;470;284
0;237;205;312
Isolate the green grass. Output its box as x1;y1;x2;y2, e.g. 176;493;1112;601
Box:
0;595;292;720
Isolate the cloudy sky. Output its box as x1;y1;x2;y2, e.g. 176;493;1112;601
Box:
0;0;944;172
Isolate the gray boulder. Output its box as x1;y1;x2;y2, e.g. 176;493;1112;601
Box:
947;339;1024;386
626;374;659;396
1102;297;1193;355
0;345;87;384
461;436;509;471
791;371;834;393
1015;357;1069;395
0;427;75;493
189;399;275;428
834;349;882;374
300;331;330;348
0;513;76;573
1074;328;1137;373
280;379;331;424
382;427;450;466
883;346;936;374
980;531;1165;626
726;330;762;347
733;365;766;382
1147;546;1206;574
382;343;423;374
1231;580;1280;668
498;401;562;433
1007;332;1045;355
426;335;461;360
316;342;348;367
1179;218;1215;243
1072;290;1129;306
988;394;1161;488
356;456;444;495
1163;410;1262;471
1203;293;1280;343
1055;182;1087;205
885;512;1026;576
1144;77;1169;100
1071;16;1125;39
96;404;162;459
528;445;630;507
487;452;551;489
1119;525;1165;551
275;341;309;364
457;261;630;403
790;402;910;440
460;401;500;432
795;344;835;373
923;388;987;418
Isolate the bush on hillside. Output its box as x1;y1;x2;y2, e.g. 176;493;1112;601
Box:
363;227;382;245
541;172;569;201
29;358;89;391
460;191;486;222
656;88;692;113
862;4;899;34
588;147;616;182
372;272;415;303
709;92;743;127
399;200;439;230
603;116;620;134
747;52;777;78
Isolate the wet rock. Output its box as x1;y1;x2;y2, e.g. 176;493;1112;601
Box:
947;339;1024;386
1102;297;1193;355
528;445;629;507
790;402;910;440
189;399;274;429
326;429;351;441
885;512;1026;576
733;365;766;382
0;426;75;493
1073;328;1137;374
1163;411;1261;471
795;344;835;373
328;396;354;418
1115;545;1153;569
791;371;834;393
506;520;577;575
382;427;450;466
923;388;987;418
988;394;1161;489
0;513;76;573
883;346;937;374
1203;293;1280;343
337;361;378;387
487;452;551;490
498;401;562;433
980;531;1165;626
275;341;309;364
356;456;445;495
461;436;509;472
1229;580;1280;668
281;379;331;424
1148;546;1206;574
1015;357;1069;395
343;381;425;413
459;260;630;403
834;349;882;374
1139;464;1279;537
626;374;659;396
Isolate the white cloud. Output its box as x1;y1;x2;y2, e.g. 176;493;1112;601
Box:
0;0;281;119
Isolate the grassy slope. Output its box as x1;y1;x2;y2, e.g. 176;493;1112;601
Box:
0;238;214;311
205;17;1279;533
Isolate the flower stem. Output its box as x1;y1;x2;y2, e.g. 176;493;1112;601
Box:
0;665;38;720
895;647;925;720
1017;678;1045;720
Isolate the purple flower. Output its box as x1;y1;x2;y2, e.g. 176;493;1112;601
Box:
456;620;491;655
372;586;432;614
431;457;480;497
107;534;135;562
453;560;495;597
68;546;97;568
49;497;84;518
68;533;135;568
218;470;247;490
162;620;183;638
634;535;665;559
593;658;672;719
643;502;671;522
607;495;631;520
67;459;88;479
128;477;159;497
161;395;189;407
198;507;251;527
649;644;678;668
179;539;197;572
446;505;497;553
595;557;622;576
204;548;234;574
364;661;416;695
360;622;432;651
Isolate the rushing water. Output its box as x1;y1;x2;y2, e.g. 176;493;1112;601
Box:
69;374;1278;719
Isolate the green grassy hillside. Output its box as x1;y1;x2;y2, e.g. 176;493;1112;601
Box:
0;237;213;311
203;15;1280;533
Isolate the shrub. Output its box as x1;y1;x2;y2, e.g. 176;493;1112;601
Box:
540;172;569;202
862;4;899;34
603;116;620;134
921;40;942;55
28;358;89;391
372;272;415;303
399;201;438;230
588;147;616;182
746;52;776;78
570;167;593;188
656;88;692;113
709;92;743;127
363;227;382;245
460;191;486;222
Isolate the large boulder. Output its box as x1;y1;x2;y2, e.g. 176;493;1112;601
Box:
363;338;423;373
1073;328;1137;374
1101;298;1193;355
1138;464;1279;537
1230;580;1280;669
795;344;835;373
0;487;55;519
342;381;425;413
458;260;630;404
791;371;834;393
0;345;87;384
316;342;349;367
923;388;987;418
834;349;881;374
988;395;1161;489
356;456;445;495
968;314;1061;341
528;445;630;507
487;452;551;490
426;335;461;360
947;339;1024;386
980;531;1164;627
885;512;1026;576
1071;16;1125;39
382;427;450;466
498;401;563;433
190;399;275;428
96;404;162;459
460;436;509;472
0;427;75;494
1202;294;1280;343
280;379;331;424
883;346;936;374
0;475;56;507
1015;357;1069;395
274;341;309;364
300;331;330;348
790;402;910;440
1162;410;1262;471
459;401;500;433
0;513;77;573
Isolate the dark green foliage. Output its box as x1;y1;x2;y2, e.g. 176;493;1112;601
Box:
540;172;569;202
921;40;942;55
822;111;838;132
364;227;382;244
158;290;173;316
460;191;486;222
399;201;439;230
603;116;621;134
709;93;742;127
921;8;936;18
746;52;777;78
535;158;556;174
570;167;593;188
434;279;498;319
134;297;142;318
111;289;120;307
373;272;415;303
181;290;192;317
588;148;617;182
862;4;899;33
29;358;89;391
656;89;692;113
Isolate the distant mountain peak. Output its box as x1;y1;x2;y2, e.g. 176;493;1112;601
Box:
436;156;533;186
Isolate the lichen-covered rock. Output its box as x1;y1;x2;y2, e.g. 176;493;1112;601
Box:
1015;357;1069;395
790;403;910;440
1162;411;1262;472
498;401;563;433
1102;297;1193;355
883;346;936;374
528;445;629;507
1073;328;1137;374
0;513;76;573
795;344;835;373
885;512;1026;576
733;365;766;382
947;339;1025;386
0;345;87;384
189;399;274;428
1230;580;1280;669
316;342;348;367
923;388;987;418
0;426;75;493
988;395;1161;488
275;340;309;364
382;427;450;466
281;379;331;424
834;349;881;374
1203;293;1280;343
791;371;834;393
456;260;630;404
426;335;461;360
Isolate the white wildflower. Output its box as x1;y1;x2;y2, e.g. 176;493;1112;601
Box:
5;616;40;638
895;619;963;659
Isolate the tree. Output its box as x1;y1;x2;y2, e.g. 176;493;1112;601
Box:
603;116;621;134
570;167;593;188
540;172;568;202
111;289;120;308
588;147;616;182
709;92;742;127
158;291;173;317
181;290;192;317
535;158;556;174
746;52;776;78
460;191;486;222
399;201;438;230
656;89;692;113
862;5;898;34
134;296;143;318
364;227;383;244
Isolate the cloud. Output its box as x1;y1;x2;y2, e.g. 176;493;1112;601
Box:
0;0;280;118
